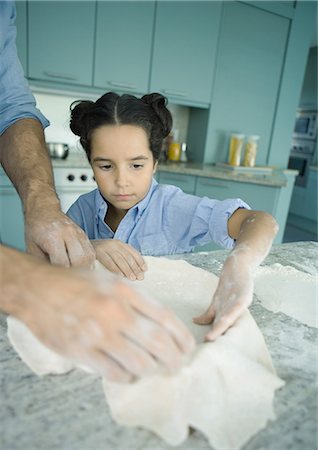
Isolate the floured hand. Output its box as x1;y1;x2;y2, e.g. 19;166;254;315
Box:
13;259;195;382
25;206;95;268
193;257;253;340
92;239;147;280
193;210;278;340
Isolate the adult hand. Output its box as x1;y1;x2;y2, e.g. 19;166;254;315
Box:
25;206;96;268
92;239;147;280
17;259;195;382
193;257;253;341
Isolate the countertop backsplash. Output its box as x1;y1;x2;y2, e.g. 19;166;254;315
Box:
32;88;190;155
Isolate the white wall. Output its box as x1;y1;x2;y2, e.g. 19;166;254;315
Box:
31;88;190;154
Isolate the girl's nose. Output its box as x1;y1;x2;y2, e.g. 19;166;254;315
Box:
115;168;129;187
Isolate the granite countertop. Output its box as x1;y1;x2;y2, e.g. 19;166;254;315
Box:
50;154;294;187
1;241;317;450
157;161;292;187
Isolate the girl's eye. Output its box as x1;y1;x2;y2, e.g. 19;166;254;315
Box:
100;164;112;171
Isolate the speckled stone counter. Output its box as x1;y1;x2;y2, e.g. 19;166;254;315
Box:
1;242;317;450
157;161;292;187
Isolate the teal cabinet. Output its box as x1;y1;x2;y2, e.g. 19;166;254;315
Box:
158;172;196;194
289;169;318;222
15;1;27;75
195;177;279;213
94;2;155;95
204;2;289;165
28;1;95;86
150;1;222;107
0;172;25;251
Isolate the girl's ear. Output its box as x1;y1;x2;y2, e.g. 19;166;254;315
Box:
153;160;158;174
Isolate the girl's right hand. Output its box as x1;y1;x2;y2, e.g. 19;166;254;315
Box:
92;239;147;281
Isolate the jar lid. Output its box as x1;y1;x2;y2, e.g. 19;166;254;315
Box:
248;135;260;140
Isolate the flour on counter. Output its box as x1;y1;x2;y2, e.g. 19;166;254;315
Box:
254;264;317;328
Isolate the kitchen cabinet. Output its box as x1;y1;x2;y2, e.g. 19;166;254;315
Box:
28;1;95;87
0;172;25;251
150;1;222;107
15;1;27;75
288;168;318;235
158;172;196;194
195;177;279;212
94;2;155;95
203;2;289;165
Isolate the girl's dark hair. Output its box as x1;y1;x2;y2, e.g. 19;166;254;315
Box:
70;92;172;161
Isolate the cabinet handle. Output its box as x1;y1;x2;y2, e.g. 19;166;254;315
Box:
162;176;189;183
108;81;137;90
44;71;77;81
162;89;187;97
199;181;228;189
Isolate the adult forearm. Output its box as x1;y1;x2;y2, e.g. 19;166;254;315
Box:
0;245;39;318
0;118;60;214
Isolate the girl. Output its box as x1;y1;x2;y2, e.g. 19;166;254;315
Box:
67;92;278;341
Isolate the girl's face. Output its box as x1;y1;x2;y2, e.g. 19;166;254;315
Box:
90;124;157;215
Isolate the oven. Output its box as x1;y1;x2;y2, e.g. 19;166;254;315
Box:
293;109;317;140
54;167;96;213
288;139;315;187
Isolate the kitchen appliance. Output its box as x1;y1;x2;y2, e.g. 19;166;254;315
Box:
54;167;96;212
289;109;317;187
47;143;69;160
288;139;315;187
293;109;317;140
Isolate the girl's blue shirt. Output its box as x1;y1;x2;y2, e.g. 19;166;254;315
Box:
67;179;250;255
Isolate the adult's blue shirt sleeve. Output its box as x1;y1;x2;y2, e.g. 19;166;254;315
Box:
0;1;49;135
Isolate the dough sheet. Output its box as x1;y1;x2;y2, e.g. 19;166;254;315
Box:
7;257;284;450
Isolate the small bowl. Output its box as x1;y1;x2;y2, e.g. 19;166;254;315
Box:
47;143;69;160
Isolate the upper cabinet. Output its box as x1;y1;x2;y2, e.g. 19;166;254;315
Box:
15;1;27;75
203;2;289;165
28;1;95;86
94;2;155;95
150;1;222;107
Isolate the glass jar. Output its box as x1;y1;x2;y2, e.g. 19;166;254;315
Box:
243;135;260;167
228;133;244;166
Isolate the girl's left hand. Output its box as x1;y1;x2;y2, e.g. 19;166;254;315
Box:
193;257;253;341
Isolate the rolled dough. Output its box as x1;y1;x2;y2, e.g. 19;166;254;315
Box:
7;257;284;450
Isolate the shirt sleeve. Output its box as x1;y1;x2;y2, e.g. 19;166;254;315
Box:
0;2;49;135
164;187;251;250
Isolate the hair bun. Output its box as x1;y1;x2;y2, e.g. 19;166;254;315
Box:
69;100;94;137
141;93;172;137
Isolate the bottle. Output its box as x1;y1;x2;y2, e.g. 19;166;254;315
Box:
179;142;188;162
167;129;181;162
228;133;244;166
243;135;260;167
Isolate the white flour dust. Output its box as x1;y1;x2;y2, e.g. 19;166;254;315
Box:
254;264;317;328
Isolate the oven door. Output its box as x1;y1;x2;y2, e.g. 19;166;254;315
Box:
288;153;312;187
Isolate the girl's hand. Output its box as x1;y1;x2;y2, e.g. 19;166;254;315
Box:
92;239;147;281
193;258;253;341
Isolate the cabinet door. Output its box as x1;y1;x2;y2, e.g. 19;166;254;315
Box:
150;2;222;107
0;173;25;251
195;177;279;213
205;2;289;165
15;1;27;75
28;1;95;86
159;172;196;194
94;2;155;94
